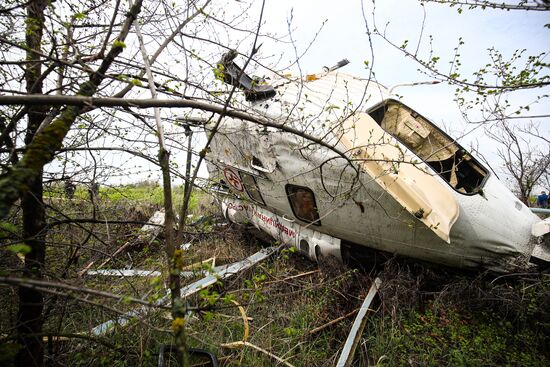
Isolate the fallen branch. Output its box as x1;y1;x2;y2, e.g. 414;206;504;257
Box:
0;332;135;357
181;257;215;272
0;276;168;310
264;270;320;285
308;308;359;335
221;341;296;367
78;210;166;276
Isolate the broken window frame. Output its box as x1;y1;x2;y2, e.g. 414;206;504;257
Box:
285;184;322;226
239;171;266;206
367;99;490;195
211;179;232;196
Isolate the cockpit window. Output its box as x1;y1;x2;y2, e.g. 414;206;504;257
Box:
240;171;265;205
368;100;488;194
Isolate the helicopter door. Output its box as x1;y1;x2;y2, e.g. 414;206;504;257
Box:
339;112;459;243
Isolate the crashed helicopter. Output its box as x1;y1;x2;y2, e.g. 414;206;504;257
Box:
205;53;550;273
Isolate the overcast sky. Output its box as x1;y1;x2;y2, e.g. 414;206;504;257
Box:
251;0;549;181
89;0;548;186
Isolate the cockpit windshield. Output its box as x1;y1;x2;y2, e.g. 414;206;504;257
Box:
368;100;488;194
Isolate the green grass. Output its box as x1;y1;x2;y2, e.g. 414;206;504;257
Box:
44;181;204;211
7;185;550;366
101;183;171;206
365;307;548;367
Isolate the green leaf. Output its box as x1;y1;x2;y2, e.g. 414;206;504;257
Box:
203;311;214;322
74;12;86;20
222;294;236;304
0;221;17;234
7;243;31;255
284;327;299;337
213;64;225;81
113;39;126;49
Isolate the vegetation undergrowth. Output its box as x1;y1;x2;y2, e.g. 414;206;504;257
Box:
1;186;548;366
363;262;550;367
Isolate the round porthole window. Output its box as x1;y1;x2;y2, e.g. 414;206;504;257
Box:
299;239;310;256
315;246;322;263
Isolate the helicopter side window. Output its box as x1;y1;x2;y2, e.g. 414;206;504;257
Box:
285;185;321;225
240;172;265;205
368;101;488;194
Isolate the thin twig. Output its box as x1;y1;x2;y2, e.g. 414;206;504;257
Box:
308;308;359;335
221;341;296;367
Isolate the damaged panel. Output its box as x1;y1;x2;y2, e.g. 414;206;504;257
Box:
338;112;459;243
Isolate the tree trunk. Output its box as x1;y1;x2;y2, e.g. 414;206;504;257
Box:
16;0;48;365
16;173;46;366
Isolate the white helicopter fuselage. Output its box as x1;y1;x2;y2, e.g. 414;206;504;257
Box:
206;71;548;272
